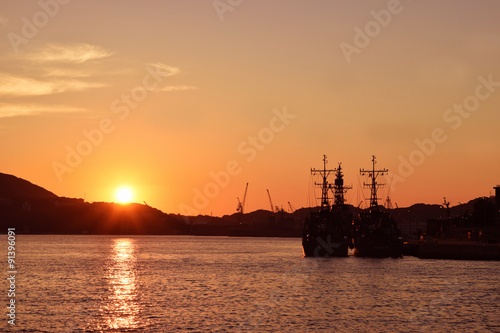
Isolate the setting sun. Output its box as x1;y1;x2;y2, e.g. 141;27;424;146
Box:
115;187;134;204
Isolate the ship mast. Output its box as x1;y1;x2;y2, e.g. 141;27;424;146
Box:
360;155;388;209
334;163;351;206
311;155;336;211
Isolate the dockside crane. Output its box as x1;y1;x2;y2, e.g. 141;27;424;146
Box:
236;183;249;214
288;201;295;213
266;189;274;213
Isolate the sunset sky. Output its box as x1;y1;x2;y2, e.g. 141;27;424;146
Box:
1;0;499;216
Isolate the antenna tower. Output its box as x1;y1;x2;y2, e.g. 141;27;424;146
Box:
360;155;388;209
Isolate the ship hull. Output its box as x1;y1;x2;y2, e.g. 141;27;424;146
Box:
302;208;353;258
302;236;349;257
353;208;403;258
353;238;403;258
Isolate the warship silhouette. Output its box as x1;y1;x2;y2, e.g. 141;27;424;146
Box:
302;155;353;257
353;156;403;258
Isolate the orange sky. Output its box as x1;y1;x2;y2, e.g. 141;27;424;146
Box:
1;1;499;216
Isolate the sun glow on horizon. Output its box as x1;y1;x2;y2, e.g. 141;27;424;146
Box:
115;186;134;204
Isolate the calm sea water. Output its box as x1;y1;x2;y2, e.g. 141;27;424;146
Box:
1;235;499;332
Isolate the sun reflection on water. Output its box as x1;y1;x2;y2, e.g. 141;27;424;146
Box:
101;238;141;330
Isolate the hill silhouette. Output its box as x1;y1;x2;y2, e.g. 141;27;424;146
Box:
0;173;187;234
0;172;496;236
0;173;57;200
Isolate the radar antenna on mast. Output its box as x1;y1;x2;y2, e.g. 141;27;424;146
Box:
333;163;351;206
360;155;388;209
311;155;336;210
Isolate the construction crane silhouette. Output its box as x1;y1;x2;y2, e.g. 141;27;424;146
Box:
266;189;274;213
236;183;249;214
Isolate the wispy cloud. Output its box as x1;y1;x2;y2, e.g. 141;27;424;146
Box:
0;43;193;120
144;63;196;92
147;62;180;77
158;85;197;92
30;43;113;63
0;74;105;97
0;104;86;118
40;66;136;78
41;67;94;78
